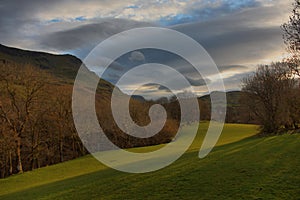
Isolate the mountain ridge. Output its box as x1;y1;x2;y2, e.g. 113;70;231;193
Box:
0;44;84;81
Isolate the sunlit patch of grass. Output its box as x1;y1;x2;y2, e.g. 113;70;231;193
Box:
1;124;299;200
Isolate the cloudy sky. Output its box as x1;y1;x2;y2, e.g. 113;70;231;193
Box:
0;0;293;98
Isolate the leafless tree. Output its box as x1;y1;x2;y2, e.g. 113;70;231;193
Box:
282;0;300;77
0;64;48;173
242;62;296;134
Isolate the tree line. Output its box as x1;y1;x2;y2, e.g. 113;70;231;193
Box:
0;62;181;178
0;63;86;177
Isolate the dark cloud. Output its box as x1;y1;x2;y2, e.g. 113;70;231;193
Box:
109;61;125;71
185;76;209;86
173;8;286;66
143;83;160;87
39;18;153;58
95;48;213;91
201;26;283;65
157;85;170;91
147;76;209;89
0;0;61;45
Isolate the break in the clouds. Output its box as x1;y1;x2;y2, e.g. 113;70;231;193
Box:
0;0;293;98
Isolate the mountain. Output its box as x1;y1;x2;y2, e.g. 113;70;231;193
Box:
0;44;83;81
131;95;146;101
199;91;243;108
0;43;118;94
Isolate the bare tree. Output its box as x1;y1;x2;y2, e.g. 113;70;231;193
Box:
282;0;300;77
50;86;77;162
0;64;48;173
242;62;296;134
281;1;300;129
0;119;15;177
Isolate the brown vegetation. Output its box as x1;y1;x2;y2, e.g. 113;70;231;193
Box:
241;62;300;134
0;61;180;178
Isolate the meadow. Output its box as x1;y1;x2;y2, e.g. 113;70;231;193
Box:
0;123;299;199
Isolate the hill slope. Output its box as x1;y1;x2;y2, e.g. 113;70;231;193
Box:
0;44;81;80
0;44;182;177
1;123;299;199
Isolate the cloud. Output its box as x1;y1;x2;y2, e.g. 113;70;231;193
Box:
172;2;290;67
0;0;61;49
0;0;293;98
31;0;290;68
218;65;249;73
92;48;213;94
185;76;209;87
222;70;254;90
159;0;262;26
0;0;278;28
129;51;145;62
39;18;153;58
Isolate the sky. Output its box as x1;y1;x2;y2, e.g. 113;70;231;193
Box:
0;0;293;98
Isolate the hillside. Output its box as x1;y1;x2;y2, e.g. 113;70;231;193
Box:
0;123;299;199
0;44;82;81
0;44;181;177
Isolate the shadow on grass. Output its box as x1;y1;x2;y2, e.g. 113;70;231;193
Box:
1;134;299;200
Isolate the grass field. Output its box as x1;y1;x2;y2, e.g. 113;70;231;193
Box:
0;123;299;199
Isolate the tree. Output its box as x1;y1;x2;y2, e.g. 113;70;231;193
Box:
242;62;296;134
0;119;15;177
49;86;84;162
282;0;300;77
0;62;89;178
281;0;300;130
0;64;48;173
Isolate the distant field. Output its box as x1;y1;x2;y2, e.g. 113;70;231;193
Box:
1;123;300;200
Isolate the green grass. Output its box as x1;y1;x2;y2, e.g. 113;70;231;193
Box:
1;123;300;199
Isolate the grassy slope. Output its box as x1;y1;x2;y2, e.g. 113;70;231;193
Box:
0;123;299;199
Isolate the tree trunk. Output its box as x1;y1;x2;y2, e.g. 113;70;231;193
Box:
59;138;64;162
72;136;76;158
16;137;23;173
9;151;12;175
